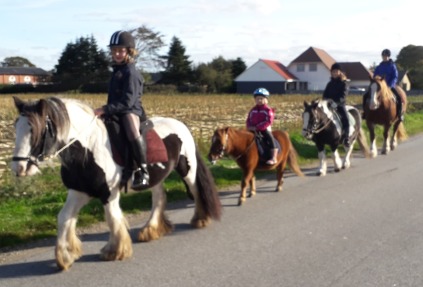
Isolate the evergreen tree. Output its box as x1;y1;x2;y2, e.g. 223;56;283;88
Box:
161;36;192;86
53;35;110;88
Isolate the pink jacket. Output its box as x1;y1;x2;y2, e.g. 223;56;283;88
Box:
246;104;275;131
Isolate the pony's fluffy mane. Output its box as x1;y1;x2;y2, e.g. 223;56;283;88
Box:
21;97;70;145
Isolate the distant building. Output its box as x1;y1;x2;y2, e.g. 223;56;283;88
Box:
234;59;298;94
0;67;51;85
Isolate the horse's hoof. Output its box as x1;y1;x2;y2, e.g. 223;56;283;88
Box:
191;216;211;228
334;168;340;173
316;171;325;176
238;198;246;206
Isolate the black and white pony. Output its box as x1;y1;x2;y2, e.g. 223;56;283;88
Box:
11;96;221;270
302;99;370;176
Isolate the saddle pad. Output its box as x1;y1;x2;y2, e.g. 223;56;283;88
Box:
145;129;168;164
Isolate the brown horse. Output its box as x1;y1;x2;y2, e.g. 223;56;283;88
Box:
364;76;407;157
208;127;303;206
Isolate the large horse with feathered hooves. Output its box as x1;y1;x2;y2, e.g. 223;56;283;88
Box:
10;96;221;270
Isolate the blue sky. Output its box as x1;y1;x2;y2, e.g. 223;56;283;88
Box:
1;0;419;71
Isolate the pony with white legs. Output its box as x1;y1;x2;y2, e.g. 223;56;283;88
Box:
302;99;370;176
11;96;221;270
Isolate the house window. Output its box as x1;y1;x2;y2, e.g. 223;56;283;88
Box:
297;64;305;72
309;63;317;71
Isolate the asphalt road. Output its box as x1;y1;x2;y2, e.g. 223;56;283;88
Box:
1;135;423;287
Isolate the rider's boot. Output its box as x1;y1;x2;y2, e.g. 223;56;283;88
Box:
130;136;150;189
266;149;278;165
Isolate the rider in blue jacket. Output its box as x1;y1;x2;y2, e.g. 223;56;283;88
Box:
363;49;403;121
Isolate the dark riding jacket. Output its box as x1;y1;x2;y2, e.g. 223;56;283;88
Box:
322;77;348;105
103;62;146;120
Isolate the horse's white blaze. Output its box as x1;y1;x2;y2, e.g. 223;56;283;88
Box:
369;82;379;110
11;117;40;176
301;112;310;137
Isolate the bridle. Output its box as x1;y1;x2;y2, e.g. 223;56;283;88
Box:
12;115;56;168
213;129;255;161
12;114;98;167
302;107;332;136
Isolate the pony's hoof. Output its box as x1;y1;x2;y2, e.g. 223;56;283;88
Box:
247;191;256;198
191;217;211;228
238;198;246;206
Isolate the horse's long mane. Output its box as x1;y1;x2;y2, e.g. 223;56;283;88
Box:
20;97;70;146
373;76;392;106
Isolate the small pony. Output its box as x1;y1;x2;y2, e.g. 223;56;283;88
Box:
10;96;221;270
302;99;370;176
208;127;303;206
363;76;407;157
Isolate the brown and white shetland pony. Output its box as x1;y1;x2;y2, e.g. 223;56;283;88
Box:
364;76;407;157
11;96;221;270
208;127;303;206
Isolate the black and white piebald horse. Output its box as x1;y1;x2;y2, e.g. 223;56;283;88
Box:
302;99;370;176
11;96;221;270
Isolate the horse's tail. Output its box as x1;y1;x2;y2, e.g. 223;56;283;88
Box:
287;139;304;177
194;149;222;221
396;122;408;141
357;128;371;158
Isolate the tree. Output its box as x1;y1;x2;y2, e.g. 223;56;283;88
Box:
161;36;192;86
1;56;35;67
192;56;247;93
396;45;423;89
130;25;166;72
53;35;110;88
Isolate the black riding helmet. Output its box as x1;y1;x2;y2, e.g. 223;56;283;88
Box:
109;31;135;48
381;49;391;57
331;63;342;71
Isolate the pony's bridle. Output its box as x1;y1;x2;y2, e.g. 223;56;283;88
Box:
12;116;56;168
302;109;332;137
219;130;255;161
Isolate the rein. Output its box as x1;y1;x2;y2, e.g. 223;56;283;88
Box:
222;130;255;160
312;117;332;134
12;114;98;166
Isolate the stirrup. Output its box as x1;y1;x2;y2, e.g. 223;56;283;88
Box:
132;168;150;189
266;158;277;165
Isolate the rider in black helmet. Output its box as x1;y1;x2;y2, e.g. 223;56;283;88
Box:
363;49;403;121
94;30;149;189
322;63;351;147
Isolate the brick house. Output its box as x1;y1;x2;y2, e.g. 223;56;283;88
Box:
0;67;51;85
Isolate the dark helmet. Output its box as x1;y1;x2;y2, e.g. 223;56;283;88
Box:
381;49;391;57
109;30;135;48
331;63;342;71
253;87;270;98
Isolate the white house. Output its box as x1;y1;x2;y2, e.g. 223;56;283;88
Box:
287;46;336;91
234;59;298;94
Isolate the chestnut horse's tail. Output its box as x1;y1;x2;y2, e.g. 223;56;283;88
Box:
357;128;371;158
396;122;408;141
286;138;304;177
194;149;222;221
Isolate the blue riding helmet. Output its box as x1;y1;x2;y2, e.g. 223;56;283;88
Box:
253;87;270;98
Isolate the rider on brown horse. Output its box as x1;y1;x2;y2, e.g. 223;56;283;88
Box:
322;63;351;147
363;48;404;121
246;87;278;165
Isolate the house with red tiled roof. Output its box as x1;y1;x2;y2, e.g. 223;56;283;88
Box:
234;59;299;94
287;46;337;91
0;67;51;85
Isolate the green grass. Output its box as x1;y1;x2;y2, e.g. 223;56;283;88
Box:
1;96;423;250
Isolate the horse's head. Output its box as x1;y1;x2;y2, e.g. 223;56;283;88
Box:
302;99;324;140
11;96;69;177
368;76;392;110
207;127;229;165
